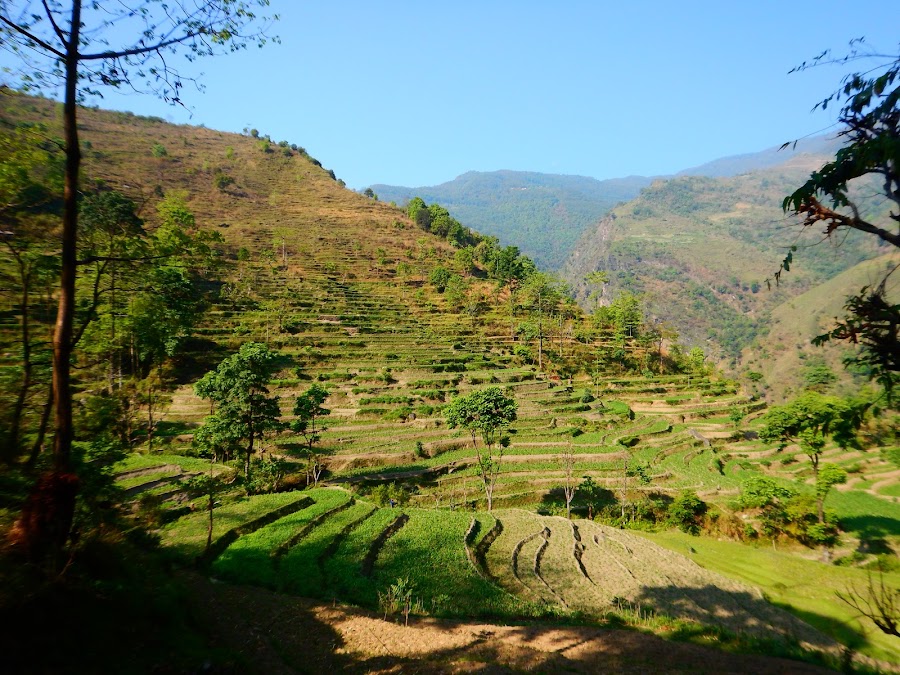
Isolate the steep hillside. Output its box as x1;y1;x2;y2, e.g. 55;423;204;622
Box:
3;94;898;670
560;166;890;373
371;170;652;270
747;252;900;400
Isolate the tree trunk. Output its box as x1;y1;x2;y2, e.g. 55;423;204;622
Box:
19;2;82;563
811;454;824;524
537;310;543;371
206;492;214;553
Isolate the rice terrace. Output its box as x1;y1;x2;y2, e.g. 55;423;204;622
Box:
1;3;899;673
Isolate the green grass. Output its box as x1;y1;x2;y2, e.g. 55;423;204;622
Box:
280;501;376;596
160;492;306;560
323;508;403;606
373;508;529;617
638;529;900;664
210;488;352;587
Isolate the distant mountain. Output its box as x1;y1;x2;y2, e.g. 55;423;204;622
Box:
371;171;653;270
371;136;841;272
676;135;843;178
559;164;889;393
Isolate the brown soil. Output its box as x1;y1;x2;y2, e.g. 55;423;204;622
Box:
182;573;832;674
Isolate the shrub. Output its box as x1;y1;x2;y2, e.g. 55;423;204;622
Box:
151;143;167;157
213;171;235;191
667;491;707;534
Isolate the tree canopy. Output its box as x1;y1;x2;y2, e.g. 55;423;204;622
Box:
780;44;900;402
194;342;282;479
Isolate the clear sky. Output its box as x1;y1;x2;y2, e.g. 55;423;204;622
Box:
3;1;899;189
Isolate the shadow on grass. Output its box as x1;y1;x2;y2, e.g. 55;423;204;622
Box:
840;515;900;538
633;583;851;656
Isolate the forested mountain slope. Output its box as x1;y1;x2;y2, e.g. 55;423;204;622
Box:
560;162;891;382
372;170;653;270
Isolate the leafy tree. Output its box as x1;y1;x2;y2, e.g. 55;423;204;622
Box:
454;246;475;276
667;490;707;535
577;475;606;520
0;124;62;461
292;383;331;486
559;443;577;518
444;273;467;311
445;387;517;511
520;272;565;371
0;0;276;562
429;265;452;292
407;197;431;230
779;45;900;401
759;391;862;523
585;270;609;308
195;342;282;480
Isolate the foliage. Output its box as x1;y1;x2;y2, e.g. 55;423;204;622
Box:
445;387;517;511
0;0;277;564
194;342;282;479
369;482;410;507
781;45;900;402
666;490;707;534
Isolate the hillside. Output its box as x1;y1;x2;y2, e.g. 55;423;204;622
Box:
747;252;900;400
371;170;653;270
368;136;842;275
2;93;899;671
560;166;890;378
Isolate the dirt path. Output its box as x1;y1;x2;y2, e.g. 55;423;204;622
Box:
182;573;833;674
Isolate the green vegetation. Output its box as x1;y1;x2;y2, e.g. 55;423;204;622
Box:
0;53;898;673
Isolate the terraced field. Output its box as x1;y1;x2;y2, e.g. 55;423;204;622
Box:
117;473;839;654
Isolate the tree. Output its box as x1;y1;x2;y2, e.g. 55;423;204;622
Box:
584;270;609;309
520;272;564;371
0;123;62;461
185;466;232;556
836;564;900;639
578;476;604;520
195;342;282;480
0;0;276;562
759;391;862;523
445;387;517;511
779;45;900;401
292;383;331;486
559;442;577;519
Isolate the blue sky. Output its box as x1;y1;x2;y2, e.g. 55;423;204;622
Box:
3;1;899;189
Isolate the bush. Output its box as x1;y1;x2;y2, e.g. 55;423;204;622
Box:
369;482;410;507
151;143;167;157
667;491;707;534
213;171;235;191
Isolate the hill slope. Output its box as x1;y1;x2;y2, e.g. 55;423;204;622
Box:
371;170;653;270
560;165;890;378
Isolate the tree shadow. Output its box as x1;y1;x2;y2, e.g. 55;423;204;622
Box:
840;515;900;538
632;583;850;654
